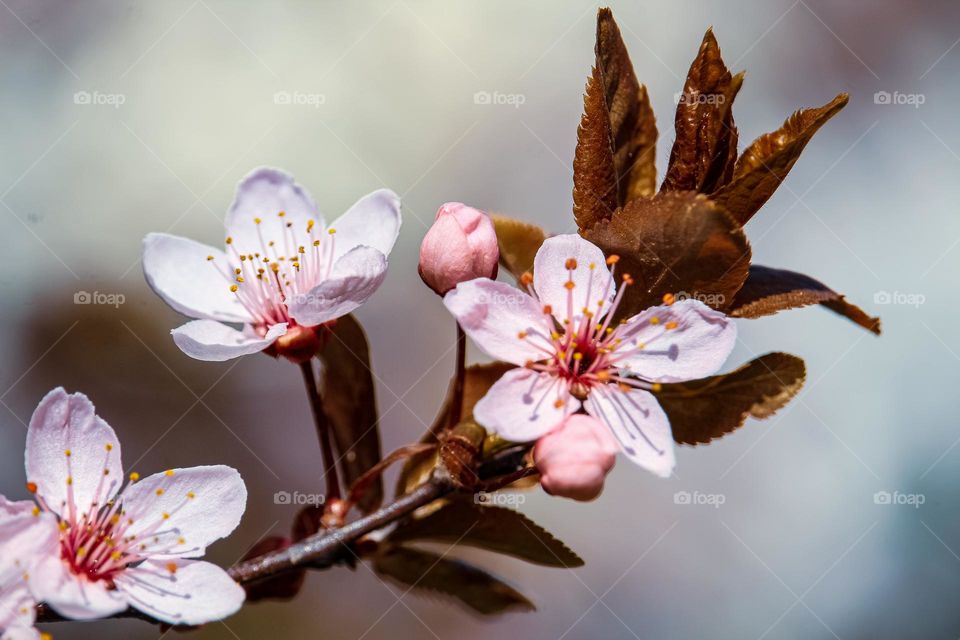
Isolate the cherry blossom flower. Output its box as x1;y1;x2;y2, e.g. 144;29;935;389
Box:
2;388;247;625
444;234;737;477
0;498;58;640
143;167;401;362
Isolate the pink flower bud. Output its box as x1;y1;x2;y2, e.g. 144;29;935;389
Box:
419;202;499;295
533;414;618;501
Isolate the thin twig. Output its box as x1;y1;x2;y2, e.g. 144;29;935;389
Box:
447;324;466;428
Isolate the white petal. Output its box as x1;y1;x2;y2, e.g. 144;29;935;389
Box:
287;246;387;326
114;559;244;626
329;189;401;261
0;582;38;640
120;465;247;559
443;279;553;366
171;320;287;362
585;386;675;478
31;556;127;620
473;368;578;442
533;234;614;325
615;299;737;382
25;388;123;521
224;167;322;255
142;233;252;323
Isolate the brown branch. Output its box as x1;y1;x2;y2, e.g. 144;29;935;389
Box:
300;360;342;502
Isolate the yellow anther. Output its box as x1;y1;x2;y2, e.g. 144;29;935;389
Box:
636;342;646;350
298;246;305;254
66;476;73;486
105;443;113;452
543;304;553;314
165;469;174;477
155;488;165;496
206;255;214;261
589;262;596;270
225;236;233;244
187;491;196;499
236;277;245;283
64;449;71;457
551;331;561;340
271;262;280;273
622;273;634;285
313;239;321;247
111;550;123;561
564;280;575;290
278;211;285;217
596;371;611;381
230;284;239;293
553;399;565;409
517;331;528;339
572;352;583;361
606;255;620;265
328;228;337;235
25;482;37;494
162;512;170;520
58;521;68;531
253;217;262;224
234;268;241;275
649;316;659;325
31;506;40;517
651;383;662;393
520;272;533;285
617;383;631;392
77;547;87;557
662;292;676;305
178;537;186;545
565;258;578;270
129;472;140;482
665;321;678;330
307;219;315;231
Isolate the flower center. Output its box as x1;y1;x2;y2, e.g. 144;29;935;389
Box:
206;213;337;329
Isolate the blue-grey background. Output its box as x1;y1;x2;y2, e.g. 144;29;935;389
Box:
0;1;956;638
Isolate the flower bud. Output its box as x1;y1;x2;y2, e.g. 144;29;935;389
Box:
533;414;617;501
419;202;499;296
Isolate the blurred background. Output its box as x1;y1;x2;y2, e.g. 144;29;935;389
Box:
1;0;957;638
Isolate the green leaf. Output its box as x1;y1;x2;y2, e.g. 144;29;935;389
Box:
373;546;535;615
658;352;806;445
729;265;881;335
389;497;583;568
711;93;848;224
317;314;383;512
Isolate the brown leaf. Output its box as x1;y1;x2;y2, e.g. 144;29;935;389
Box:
373;546;535;615
583;191;751;318
658;352;806;445
711;93;849;225
396;362;515;496
662;29;743;193
573;64;619;230
318;315;383;512
730;265;881;335
491;215;546;281
389;497;583;568
595;7;658;204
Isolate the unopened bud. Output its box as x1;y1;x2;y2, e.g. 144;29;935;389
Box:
418;203;499;296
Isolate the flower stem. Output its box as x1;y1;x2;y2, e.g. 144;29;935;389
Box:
300;360;341;502
448;324;467;428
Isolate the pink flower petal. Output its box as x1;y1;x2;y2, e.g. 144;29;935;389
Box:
224;167;322;255
171;320;287;362
120;465;247;559
615;299;736;382
0;582;38;639
584;386;675;478
473;368;578;442
25;388;123;521
443;279;552;366
328;189;401;262
287;246;387;326
142;233;253;323
31;555;127;620
114;559;244;626
533;234;614;326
